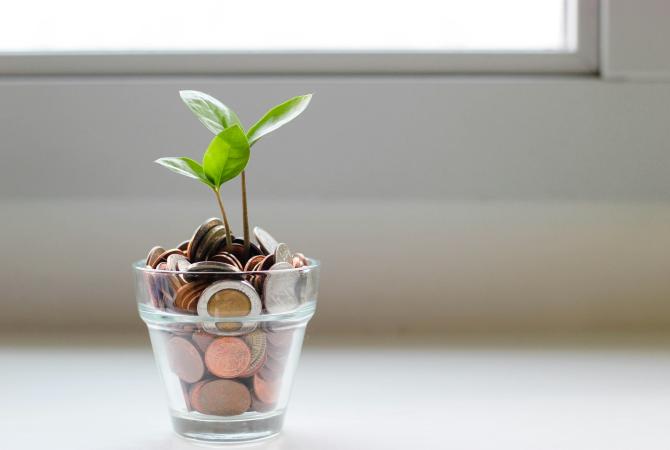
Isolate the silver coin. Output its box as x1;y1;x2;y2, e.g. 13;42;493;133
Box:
298;267;319;304
274;243;292;264
263;262;300;314
166;253;190;271
253;226;279;255
197;280;261;335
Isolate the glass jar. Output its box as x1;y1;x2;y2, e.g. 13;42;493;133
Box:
133;260;319;443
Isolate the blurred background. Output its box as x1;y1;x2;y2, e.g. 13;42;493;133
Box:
1;1;670;448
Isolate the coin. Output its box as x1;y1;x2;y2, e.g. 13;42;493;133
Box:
198;280;262;334
166;253;190;271
166;336;205;383
146;246;165;267
187;218;223;261
227;243;248;264
243;255;265;272
253;373;280;404
183;261;240;282
194;379;251;416
232;237;263;257
177;240;190;252
197;280;262;318
239;330;268;377
191;330;215;353
251;396;275;412
195;224;229;262
263;262;300;313
188;379;209;412
204;337;252;378
152;248;185;268
210;252;243;270
174;281;209;312
298;267;319;304
253;226;279;255
274;243;292;264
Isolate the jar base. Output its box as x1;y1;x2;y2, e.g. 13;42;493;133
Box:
171;410;285;443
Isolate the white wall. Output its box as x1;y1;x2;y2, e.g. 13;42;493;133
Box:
1;77;670;334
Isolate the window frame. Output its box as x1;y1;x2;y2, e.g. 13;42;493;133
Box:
0;0;598;76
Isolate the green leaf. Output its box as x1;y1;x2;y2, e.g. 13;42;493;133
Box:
179;90;242;135
155;157;213;188
246;94;312;146
202;125;250;189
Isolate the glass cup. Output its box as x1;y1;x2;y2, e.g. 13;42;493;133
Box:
133;259;319;443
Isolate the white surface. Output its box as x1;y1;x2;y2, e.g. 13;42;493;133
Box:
2;336;669;450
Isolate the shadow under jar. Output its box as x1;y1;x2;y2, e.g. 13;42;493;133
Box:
133;260;320;443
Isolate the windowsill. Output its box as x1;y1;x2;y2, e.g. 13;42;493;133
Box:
3;333;669;450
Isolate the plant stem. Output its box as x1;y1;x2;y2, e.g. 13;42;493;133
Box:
213;188;233;251
241;170;250;258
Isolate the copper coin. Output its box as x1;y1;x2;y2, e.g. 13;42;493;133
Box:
251;396;275;412
232;237;263;257
210;252;243;270
146;246;165;267
239;330;268;377
194;379;251;416
174;281;208;312
259;254;276;271
244;255;265;272
191;331;215;353
227;243;248;264
187;218;223;261
188;379;210;412
253;374;280;404
167;336;205;383
177;240;190;252
205;337;252;378
151;248;185;268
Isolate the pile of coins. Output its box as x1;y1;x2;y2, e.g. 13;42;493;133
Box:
143;218;316;416
166;326;293;416
144;218;315;317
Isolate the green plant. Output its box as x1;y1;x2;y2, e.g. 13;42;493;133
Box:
156;90;312;255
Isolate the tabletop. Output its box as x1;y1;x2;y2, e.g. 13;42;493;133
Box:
2;333;669;450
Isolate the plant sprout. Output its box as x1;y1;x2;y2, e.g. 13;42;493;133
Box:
156;90;312;256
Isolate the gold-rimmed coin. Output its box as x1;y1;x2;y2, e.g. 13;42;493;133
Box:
197;280;262;334
177;240;190;252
